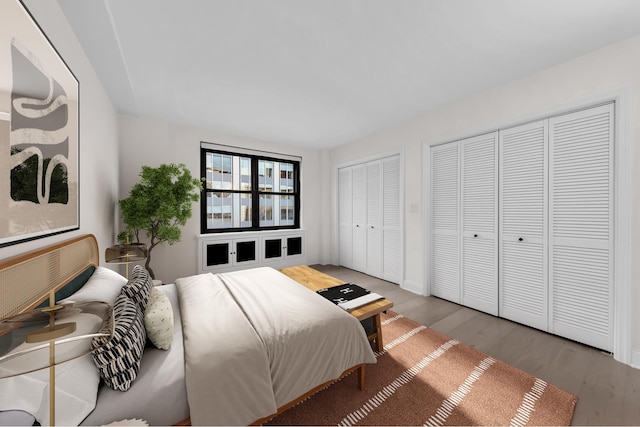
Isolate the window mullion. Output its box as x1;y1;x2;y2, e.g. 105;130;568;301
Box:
251;157;259;229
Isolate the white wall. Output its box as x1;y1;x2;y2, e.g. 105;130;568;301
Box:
0;1;120;263
118;114;325;284
327;34;640;361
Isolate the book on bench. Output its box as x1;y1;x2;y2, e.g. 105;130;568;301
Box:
317;283;384;311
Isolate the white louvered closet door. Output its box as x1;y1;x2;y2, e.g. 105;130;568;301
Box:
382;156;401;284
366;161;383;278
430;143;460;303
460;133;498;315
351;164;367;273
338;167;353;269
549;104;614;352
499;120;548;331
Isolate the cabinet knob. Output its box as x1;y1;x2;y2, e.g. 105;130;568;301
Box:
473;234;478;238
518;237;523;242
370;226;375;229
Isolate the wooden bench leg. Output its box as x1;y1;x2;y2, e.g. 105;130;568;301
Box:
373;313;383;352
358;364;365;390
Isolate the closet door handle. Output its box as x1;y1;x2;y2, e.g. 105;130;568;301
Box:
473;234;478;238
518;237;524;242
370;226;375;229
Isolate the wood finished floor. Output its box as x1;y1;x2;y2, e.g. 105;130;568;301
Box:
310;264;640;426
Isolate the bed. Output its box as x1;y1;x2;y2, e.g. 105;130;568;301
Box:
0;234;376;425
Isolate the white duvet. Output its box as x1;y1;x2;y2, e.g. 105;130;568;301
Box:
176;267;376;426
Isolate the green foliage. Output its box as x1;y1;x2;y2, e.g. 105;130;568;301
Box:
118;163;202;279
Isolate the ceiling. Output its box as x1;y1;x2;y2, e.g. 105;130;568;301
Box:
58;0;640;149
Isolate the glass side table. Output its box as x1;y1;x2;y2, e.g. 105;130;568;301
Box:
0;300;114;425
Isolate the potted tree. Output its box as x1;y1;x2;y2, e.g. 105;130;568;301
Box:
118;163;202;279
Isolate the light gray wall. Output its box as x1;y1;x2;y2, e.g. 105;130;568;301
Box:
117;114;326;284
327;34;640;364
0;0;120;262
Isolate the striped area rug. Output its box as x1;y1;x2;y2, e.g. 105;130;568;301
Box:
267;311;577;426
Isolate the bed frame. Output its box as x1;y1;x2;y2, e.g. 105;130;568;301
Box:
250;364;365;425
0;234;99;320
173;363;364;426
0;234;365;425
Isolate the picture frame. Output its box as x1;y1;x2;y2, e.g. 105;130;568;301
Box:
0;0;79;247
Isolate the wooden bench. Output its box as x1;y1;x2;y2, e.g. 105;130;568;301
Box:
280;265;393;351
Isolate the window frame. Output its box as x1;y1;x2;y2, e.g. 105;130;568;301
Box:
200;146;301;233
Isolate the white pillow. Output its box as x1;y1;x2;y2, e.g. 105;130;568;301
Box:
144;287;174;350
61;266;128;305
0;310;104;426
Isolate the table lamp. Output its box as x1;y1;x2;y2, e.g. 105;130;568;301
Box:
0;292;113;426
104;243;147;279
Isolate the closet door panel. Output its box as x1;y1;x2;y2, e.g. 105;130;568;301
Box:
462;236;496;313
382;156;401;284
460;133;498;315
499;120;548;331
549;104;614;351
501;238;546;326
366;162;383;278
351;165;367;272
338;168;353;268
430;143;459;303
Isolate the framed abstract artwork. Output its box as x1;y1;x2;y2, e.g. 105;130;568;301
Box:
0;0;79;247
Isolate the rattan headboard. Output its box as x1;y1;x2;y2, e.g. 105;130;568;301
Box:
0;234;99;320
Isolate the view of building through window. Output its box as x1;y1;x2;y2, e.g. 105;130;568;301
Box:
201;146;300;232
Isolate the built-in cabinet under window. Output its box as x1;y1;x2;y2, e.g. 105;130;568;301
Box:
198;230;306;274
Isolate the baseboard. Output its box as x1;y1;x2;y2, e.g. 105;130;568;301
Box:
631;349;640;369
401;280;424;295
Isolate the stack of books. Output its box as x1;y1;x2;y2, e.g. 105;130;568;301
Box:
316;283;384;311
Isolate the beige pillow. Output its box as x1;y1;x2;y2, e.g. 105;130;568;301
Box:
144;287;173;350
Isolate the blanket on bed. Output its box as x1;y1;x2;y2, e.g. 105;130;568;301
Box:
176;267;376;426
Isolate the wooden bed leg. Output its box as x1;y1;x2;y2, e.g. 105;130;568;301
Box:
358;364;365;390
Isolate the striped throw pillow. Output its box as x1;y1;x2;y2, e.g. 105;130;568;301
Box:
121;265;153;311
92;293;146;391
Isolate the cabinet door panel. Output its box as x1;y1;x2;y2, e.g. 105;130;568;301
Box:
236;240;257;263
286;236;303;257
206;242;230;266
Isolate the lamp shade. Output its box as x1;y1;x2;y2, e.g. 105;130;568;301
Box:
105;243;147;264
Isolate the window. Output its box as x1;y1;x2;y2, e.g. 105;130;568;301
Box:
201;145;300;233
